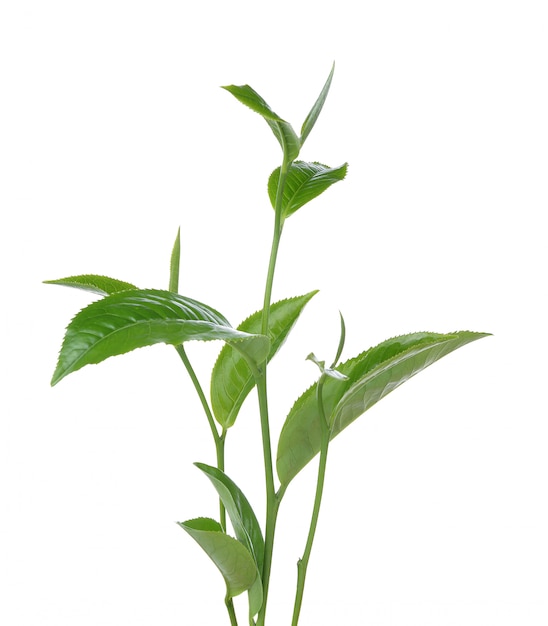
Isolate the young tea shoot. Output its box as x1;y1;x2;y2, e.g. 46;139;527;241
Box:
46;65;489;625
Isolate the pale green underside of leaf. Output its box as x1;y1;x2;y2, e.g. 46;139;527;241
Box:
195;463;264;616
51;289;270;386
268;161;348;219
44;274;138;296
223;83;300;161
195;463;264;571
277;331;490;486
178;517;258;599
211;291;318;428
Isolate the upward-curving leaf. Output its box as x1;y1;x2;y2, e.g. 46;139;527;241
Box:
277;331;490;486
300;62;335;146
223;84;300;162
51;289;270;386
44;274;138;296
211;291;318;428
268;161;348;219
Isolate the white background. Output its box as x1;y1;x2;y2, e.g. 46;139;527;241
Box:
1;1;547;624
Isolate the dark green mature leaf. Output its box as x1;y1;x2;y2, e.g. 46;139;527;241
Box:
211;291;318;428
268;162;347;219
44;274;137;296
223;84;300;161
195;463;264;617
277;331;490;486
178;517;258;599
51;289;270;386
300;63;335;146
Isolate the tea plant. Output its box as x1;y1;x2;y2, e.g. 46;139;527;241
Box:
46;65;489;625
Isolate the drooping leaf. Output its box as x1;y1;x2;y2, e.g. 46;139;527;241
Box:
169;228;181;292
195;463;264;617
211;291;318;428
195;462;264;571
268;161;347;219
178;517;257;599
51;289;270;386
277;331;490;486
300;62;335;146
223;84;300;161
222;84;284;121
44;274;137;296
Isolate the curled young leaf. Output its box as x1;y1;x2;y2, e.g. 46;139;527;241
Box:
277;331;490;486
51;289;270;386
300;62;335;147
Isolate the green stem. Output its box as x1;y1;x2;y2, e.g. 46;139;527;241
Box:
255;160;290;626
291;376;330;626
225;596;239;626
175;344;227;531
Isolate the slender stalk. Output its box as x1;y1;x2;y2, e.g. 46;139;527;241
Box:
174;344;227;531
255;160;290;626
291;376;330;626
225;596;239;626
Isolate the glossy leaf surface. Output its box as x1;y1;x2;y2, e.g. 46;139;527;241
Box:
211;291;318;428
277;331;489;486
223;84;300;161
44;274;137;296
268;161;347;219
300;63;335;146
51;289;270;386
195;463;264;616
178;517;257;599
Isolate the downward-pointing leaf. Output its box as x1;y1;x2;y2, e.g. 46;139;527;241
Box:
44;274;137;296
51;289;270;386
222;84;284;121
195;463;265;571
178;517;257;599
277;331;490;486
211;291;318;428
195;463;264;617
268;161;347;219
223;84;300;161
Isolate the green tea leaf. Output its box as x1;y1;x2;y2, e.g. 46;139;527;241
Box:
195;463;264;571
178;517;258;599
195;463;264;617
277;331;490;486
300;62;335;146
222;84;283;121
268;161;347;219
51;289;270;386
211;291;318;428
44;274;137;296
223;84;300;161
